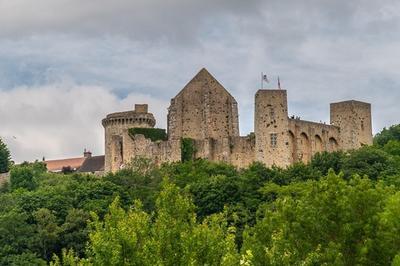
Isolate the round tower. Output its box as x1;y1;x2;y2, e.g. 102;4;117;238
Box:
102;104;156;172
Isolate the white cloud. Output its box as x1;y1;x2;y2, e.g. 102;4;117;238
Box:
0;82;168;162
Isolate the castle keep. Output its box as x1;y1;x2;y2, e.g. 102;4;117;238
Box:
103;68;373;172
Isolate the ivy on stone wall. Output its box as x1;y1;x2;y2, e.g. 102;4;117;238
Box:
181;138;196;162
129;128;167;142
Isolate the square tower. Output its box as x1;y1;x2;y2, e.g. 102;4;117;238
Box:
255;90;291;167
330;100;373;150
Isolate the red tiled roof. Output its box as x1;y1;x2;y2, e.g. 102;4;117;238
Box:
78;156;105;173
45;157;87;172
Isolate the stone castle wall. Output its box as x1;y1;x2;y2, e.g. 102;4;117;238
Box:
121;131;181;166
193;136;255;169
0;172;9;187
288;118;340;164
103;68;373;172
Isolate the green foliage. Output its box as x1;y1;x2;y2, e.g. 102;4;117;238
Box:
10;162;46;190
104;157;162;211
0;137;11;173
51;249;90;266
60;209;90;257
161;159;237;188
3;124;400;265
374;124;400;146
84;182;239;265
34;208;63;260
341;145;397;180
393;255;400;266
2;252;47;266
0;209;38;264
129;127;167;141
310;151;344;175
384;140;400;157
242;172;399;265
181;137;196;162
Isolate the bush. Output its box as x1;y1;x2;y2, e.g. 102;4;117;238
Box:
181;138;196;162
129;128;167;142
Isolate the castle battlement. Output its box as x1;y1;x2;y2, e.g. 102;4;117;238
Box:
103;68;373;172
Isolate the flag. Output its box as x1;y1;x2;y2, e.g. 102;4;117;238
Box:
278;76;281;89
262;73;269;83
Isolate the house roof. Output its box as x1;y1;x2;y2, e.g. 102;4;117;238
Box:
45;157;86;172
78;155;105;173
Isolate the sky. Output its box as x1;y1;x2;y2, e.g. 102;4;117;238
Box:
0;0;400;162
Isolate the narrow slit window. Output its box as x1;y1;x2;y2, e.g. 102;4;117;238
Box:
270;107;276;120
270;133;278;147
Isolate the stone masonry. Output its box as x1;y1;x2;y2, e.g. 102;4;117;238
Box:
103;68;373;172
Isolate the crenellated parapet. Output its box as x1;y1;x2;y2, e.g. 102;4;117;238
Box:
102;104;156;128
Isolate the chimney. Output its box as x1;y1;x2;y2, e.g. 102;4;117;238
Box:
84;149;92;158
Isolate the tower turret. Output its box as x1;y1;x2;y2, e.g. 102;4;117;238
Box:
102;104;156;171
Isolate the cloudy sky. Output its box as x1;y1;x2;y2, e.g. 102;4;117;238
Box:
0;0;399;162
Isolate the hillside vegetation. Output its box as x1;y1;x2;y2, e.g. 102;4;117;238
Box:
1;125;400;265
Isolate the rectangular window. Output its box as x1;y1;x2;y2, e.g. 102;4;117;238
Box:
270;107;276;120
270;133;278;147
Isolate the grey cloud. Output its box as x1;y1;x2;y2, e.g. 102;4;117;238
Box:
0;0;400;162
0;0;263;42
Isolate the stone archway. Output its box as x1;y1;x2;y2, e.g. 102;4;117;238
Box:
329;137;339;152
288;130;296;163
299;132;311;163
314;134;323;154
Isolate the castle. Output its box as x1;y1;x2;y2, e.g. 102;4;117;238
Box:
102;68;373;172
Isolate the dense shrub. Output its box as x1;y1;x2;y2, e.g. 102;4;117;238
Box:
1;126;400;265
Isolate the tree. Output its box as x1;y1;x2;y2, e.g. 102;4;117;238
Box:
242;171;397;265
376;192;400;265
374;124;400;146
0;137;11;173
0;208;40;265
34;208;63;260
85;182;239;265
310;151;344;175
383;140;400;157
60;209;90;257
341;146;397;180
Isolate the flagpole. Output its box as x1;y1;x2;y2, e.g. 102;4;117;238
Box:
278;76;281;89
261;72;263;90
